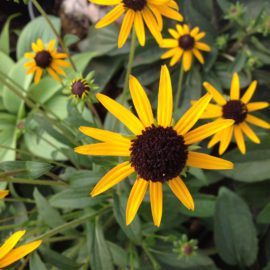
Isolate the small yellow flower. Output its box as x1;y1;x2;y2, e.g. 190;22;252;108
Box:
0;190;9;199
198;73;270;154
24;39;71;84
160;24;211;70
0;230;42;268
75;65;234;227
90;0;183;48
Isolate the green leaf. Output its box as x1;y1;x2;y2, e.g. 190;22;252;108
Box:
30;253;47;270
257;202;270;224
214;187;258;266
87;219;114;270
0;51;14;91
16;16;60;59
107;241;128;268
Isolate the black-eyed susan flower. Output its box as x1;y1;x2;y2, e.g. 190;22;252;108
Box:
75;65;234;227
160;24;211;70
90;0;183;48
24;39;70;84
0;230;42;268
198;73;270;154
0;190;9;199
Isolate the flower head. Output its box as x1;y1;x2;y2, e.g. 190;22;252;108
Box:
75;65;234;227
24;39;71;84
161;24;211;70
173;234;198;258
0;230;42;268
198;73;270;154
90;0;183;48
0;190;9;199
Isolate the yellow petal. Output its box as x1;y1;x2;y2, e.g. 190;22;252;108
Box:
203;82;226;105
246;114;270;129
195;42;211;51
219;126;234;155
96;93;144;135
160;38;178;48
168;28;179;39
90;0;121;5
190;27;200;37
240;122;260;144
169;48;183;66
0;240;42;268
247;102;269;112
193;48;204;64
24;52;35;59
182;51;193;71
34;68;43;84
174;93;212;135
51;62;66;75
126;178;149;225
147;0;170;5
54;59;71;67
156;4;183;21
234;125;246;154
0;231;26;260
118;10;135;48
208;130;222;148
0;190;9;199
91;162;134;196
129;75;154;127
134;12;145;46
230;73;240;100
187;151;233;170
241;81;257;104
148;4;163;31
157;65;173;127
149;181;163;227
168;176;194;210
79;126;130;144
184;119;234;145
74;142;131;156
161;47;180;59
47;67;61;81
96;4;125;29
194;32;206;41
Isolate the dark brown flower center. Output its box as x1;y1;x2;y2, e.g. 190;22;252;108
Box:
71;80;89;98
222;100;248;124
130;125;188;182
122;0;147;11
34;50;52;68
178;34;195;50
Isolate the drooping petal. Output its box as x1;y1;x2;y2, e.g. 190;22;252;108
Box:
126;178;149;225
195;42;211;51
174;93;212;135
148;4;163;30
74;142;131;156
187;151;233;170
149;181;163;227
96;93;144;135
169;48;183;66
168;28;179;39
47;67;60;81
155;4;183;21
203;82;226;105
182;51;193;71
234;125;246;154
157;65;173;127
240;122;260;143
230;73;240;100
134;12;145;46
194;32;206;40
161;48;179;59
0;240;42;268
246;114;270;129
247;102;269;112
0;231;26;260
192;48;204;64
168;176;194;210
208;130;222;148
241;81;257;104
219;126;234;155
91;162;134;196
95;4;125;29
34;68;43;84
129;75;154;127
190;27;200;37
79;126;130;144
54;59;71;67
118;10;136;48
184;119;234;145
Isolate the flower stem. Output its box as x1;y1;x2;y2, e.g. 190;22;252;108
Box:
31;0;77;71
174;64;185;109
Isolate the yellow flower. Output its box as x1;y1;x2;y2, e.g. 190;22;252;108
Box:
160;24;211;70
198;73;270;154
75;65;234;227
90;0;183;48
0;231;42;268
24;39;71;84
0;190;9;199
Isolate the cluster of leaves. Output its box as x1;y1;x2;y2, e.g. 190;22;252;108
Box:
0;0;270;269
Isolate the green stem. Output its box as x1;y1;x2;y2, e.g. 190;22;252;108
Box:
142;244;160;270
0;177;68;186
4;198;35;204
87;100;103;128
174;64;184;109
31;0;77;71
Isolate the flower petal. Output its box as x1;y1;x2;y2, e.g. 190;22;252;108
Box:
182;51;192;71
219;126;234;155
134;12;145;46
155;4;183;21
160;38;178;48
34;68;43;84
195;42;211;51
240;122;260;143
203;82;226;105
168;176;194;210
193;48;204;64
0;190;9;199
157;65;173;127
187;151;233;170
96;93;144;135
174;93;212;135
234;125;246;154
129;75;154;127
126;178;148;225
150;181;163;227
241;81;257;104
91;162;134;196
246;114;270;129
230;73;240;100
208;130;222;148
247;102;269;112
118;10;135;48
91;0;121;5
